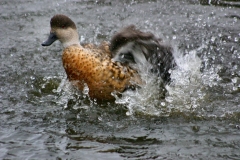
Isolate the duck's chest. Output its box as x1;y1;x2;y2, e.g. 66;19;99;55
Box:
62;47;101;82
62;47;132;89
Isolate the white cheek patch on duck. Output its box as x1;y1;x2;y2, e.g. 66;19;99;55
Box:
56;28;80;48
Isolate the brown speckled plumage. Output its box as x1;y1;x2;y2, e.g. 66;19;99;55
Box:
62;45;140;100
42;14;141;101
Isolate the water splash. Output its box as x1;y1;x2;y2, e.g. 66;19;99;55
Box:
53;77;91;111
51;45;228;118
115;45;222;117
165;48;209;113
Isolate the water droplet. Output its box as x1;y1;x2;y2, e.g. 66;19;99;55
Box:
233;87;237;91
83;83;89;95
232;77;237;84
211;36;216;42
197;15;202;21
233;17;238;23
126;111;132;116
30;76;35;80
98;116;102;121
234;37;239;42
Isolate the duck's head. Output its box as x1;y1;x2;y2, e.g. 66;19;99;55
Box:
111;41;149;67
42;14;80;48
110;25;176;82
110;25;159;69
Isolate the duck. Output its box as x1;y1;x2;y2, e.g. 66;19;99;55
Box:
42;14;141;101
110;25;176;83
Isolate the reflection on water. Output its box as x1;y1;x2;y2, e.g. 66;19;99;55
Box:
0;0;240;159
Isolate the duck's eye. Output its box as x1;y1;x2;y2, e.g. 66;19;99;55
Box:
121;51;134;62
61;25;66;29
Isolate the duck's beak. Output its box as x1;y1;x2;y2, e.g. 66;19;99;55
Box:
42;32;58;46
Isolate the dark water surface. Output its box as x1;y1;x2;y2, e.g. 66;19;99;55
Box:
1;0;240;159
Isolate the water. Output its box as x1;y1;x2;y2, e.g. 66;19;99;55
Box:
1;0;240;159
